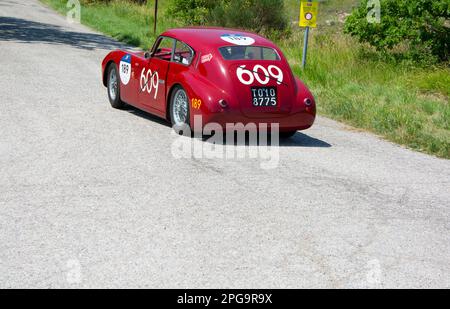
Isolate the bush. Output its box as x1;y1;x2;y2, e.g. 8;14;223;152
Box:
81;0;146;4
167;0;289;38
166;0;214;25
344;0;450;63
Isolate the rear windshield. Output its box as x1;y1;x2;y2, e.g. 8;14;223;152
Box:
219;46;280;61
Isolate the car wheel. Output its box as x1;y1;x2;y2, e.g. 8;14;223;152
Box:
280;131;297;139
107;64;125;109
170;86;190;129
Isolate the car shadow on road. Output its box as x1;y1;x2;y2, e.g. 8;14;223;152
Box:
126;106;331;149
279;133;332;148
0;16;124;50
201;132;332;148
125;105;172;128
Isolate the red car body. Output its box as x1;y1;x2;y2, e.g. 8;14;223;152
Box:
102;27;316;132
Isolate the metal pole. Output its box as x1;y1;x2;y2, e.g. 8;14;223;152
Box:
301;0;312;69
153;0;158;34
302;26;309;69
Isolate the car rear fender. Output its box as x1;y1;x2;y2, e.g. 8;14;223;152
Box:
294;77;316;116
167;72;231;122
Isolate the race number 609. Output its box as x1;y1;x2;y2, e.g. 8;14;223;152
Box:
140;68;159;99
237;65;283;85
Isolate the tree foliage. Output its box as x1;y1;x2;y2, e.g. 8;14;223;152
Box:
167;0;289;37
80;0;147;4
345;0;450;63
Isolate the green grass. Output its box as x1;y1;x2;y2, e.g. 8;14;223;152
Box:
42;0;166;49
41;0;450;159
282;32;449;158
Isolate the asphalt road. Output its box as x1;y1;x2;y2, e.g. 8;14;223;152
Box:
1;0;449;288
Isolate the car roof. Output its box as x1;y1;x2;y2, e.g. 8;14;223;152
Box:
161;27;278;52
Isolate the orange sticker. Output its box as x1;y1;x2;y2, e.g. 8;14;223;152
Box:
192;98;202;110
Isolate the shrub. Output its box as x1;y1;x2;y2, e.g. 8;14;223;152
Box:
167;0;289;38
344;0;450;63
213;0;288;35
81;0;146;4
167;0;216;25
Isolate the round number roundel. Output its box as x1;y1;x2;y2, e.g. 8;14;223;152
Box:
119;54;131;85
221;34;255;46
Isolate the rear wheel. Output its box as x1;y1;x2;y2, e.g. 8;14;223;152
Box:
170;86;190;129
107;64;125;109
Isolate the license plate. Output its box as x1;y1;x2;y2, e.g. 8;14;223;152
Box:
251;87;277;107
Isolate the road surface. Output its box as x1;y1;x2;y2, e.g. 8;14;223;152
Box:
0;0;449;288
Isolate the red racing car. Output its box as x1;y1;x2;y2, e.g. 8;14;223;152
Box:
102;28;316;137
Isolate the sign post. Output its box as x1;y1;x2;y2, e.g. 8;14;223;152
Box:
299;1;318;69
302;21;310;69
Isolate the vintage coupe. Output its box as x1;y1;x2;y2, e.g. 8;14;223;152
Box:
102;28;316;137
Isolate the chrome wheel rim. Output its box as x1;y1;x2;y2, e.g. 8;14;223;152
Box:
173;89;188;125
109;68;118;101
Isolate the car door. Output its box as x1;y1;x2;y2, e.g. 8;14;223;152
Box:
138;37;175;112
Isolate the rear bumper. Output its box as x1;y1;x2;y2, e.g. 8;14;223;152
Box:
192;108;316;133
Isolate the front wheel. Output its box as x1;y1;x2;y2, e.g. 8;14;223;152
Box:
170;86;190;129
107;64;125;109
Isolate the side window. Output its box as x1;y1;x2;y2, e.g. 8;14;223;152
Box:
153;37;175;61
173;40;194;66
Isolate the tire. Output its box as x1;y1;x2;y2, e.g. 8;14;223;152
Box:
169;86;191;129
280;131;298;139
107;63;125;109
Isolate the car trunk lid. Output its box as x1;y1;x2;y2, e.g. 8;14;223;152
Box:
228;62;294;119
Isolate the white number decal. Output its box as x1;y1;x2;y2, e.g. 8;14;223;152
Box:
236;65;254;85
140;68;159;99
268;65;284;85
253;65;270;85
119;54;132;85
236;65;283;85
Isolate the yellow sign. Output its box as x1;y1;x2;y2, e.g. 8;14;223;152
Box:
299;1;318;28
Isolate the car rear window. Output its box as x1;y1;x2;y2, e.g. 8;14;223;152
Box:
219;46;280;61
